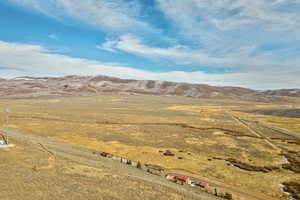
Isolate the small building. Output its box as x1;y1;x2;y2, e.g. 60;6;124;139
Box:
131;161;138;167
112;156;121;161
147;168;162;176
121;158;128;164
106;154;113;158
165;174;176;181
174;175;192;185
145;164;165;172
145;164;165;176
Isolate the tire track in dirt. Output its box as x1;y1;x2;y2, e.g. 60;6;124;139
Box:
37;143;56;170
226;111;282;152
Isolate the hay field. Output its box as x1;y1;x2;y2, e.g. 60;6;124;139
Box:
1;94;299;199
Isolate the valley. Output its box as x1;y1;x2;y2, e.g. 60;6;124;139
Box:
1;93;299;199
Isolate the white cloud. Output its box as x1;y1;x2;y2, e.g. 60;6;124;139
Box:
99;34;296;70
156;0;300;55
0;40;299;89
97;39;118;52
106;34;229;66
157;0;300;34
11;0;300;71
10;0;154;33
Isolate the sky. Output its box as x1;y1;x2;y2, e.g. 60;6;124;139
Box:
0;0;300;90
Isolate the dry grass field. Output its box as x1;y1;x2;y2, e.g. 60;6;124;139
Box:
0;139;201;200
234;110;300;135
1;94;300;199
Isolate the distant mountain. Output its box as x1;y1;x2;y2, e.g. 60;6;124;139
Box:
0;75;256;98
262;89;300;97
0;75;298;101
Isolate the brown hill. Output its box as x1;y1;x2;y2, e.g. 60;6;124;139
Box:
0;75;256;99
0;75;298;101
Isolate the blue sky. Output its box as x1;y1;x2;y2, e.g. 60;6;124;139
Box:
0;0;300;89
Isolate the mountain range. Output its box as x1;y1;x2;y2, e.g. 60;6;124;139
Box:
0;75;299;100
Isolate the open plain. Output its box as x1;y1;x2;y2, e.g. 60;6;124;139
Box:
1;93;300;200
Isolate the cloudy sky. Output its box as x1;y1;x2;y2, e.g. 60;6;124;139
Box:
0;0;300;89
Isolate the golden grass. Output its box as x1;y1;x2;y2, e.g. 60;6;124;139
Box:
1;94;300;199
234;111;300;134
0;140;193;200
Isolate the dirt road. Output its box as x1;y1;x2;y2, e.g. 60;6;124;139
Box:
237;115;300;139
1;127;219;200
2;127;280;200
226;111;282;152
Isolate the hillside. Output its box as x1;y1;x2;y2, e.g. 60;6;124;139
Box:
0;75;257;98
0;75;298;102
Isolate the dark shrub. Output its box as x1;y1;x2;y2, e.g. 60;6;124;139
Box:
224;192;233;200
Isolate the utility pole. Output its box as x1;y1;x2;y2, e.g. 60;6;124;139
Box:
4;108;10;145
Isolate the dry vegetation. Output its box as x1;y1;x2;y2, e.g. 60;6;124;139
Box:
0;139;200;200
1;94;300;199
234;107;300;134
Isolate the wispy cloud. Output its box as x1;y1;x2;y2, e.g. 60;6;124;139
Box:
99;34;232;67
97;38;118;52
0;40;299;89
156;0;300;54
10;0;155;34
157;0;300;34
99;34;298;71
